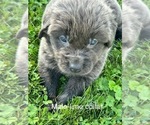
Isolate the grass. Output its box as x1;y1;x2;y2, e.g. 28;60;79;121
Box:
122;43;150;124
0;0;27;125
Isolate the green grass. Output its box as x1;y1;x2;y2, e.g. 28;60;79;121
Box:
0;0;27;125
28;0;122;125
122;42;150;125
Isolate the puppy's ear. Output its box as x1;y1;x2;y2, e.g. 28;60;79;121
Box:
16;28;28;39
39;8;52;39
38;26;49;39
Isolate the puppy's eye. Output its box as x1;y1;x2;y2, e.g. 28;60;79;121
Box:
89;39;98;45
59;35;68;43
87;39;98;48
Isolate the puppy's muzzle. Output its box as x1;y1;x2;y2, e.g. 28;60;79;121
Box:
67;57;83;73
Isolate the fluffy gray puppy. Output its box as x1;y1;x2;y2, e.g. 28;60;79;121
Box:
122;0;150;61
38;0;121;104
15;9;28;85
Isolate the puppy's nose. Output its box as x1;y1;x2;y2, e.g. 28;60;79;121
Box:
69;63;81;73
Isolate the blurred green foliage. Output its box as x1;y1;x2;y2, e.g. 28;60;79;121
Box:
0;0;27;125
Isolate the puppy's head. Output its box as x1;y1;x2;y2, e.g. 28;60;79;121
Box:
39;0;117;76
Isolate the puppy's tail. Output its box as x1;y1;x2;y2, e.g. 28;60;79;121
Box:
140;25;150;40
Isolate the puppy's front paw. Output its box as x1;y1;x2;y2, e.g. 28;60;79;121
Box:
46;99;58;112
56;93;69;105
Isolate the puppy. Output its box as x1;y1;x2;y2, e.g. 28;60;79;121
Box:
15;9;28;85
38;0;121;104
122;0;150;61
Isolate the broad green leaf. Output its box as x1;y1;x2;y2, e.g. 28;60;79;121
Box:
108;80;116;90
123;95;138;107
128;81;140;90
105;95;115;107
